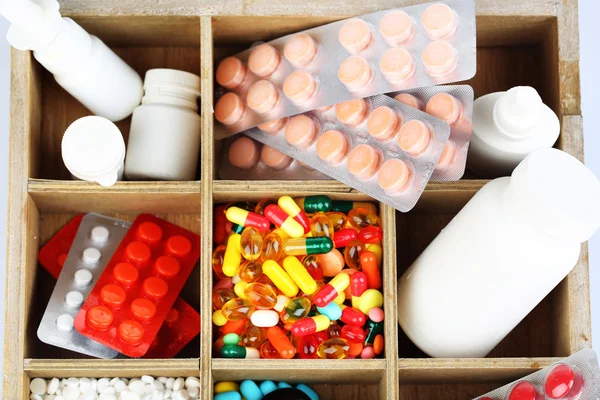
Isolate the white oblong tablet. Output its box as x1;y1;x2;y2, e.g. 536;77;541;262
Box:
56;314;74;332
74;269;93;286
250;309;279;327
91;226;110;243
65;290;84;309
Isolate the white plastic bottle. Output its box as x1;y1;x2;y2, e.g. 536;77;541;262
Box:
397;148;600;358
61;116;126;187
124;69;201;181
467;86;560;178
2;0;143;122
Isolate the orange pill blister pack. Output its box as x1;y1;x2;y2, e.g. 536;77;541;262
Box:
389;84;474;181
214;0;475;137
219;135;330;180
74;214;201;357
245;94;451;212
37;214;131;358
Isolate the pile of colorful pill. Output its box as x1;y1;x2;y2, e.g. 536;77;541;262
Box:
214;380;318;400
212;195;385;359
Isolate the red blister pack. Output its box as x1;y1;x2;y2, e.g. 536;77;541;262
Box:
38;214;201;359
74;214;201;357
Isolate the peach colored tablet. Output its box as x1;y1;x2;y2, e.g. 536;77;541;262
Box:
258;117;288;135
338;19;373;54
284;34;318;68
380;47;415;84
316;130;349;165
421;3;458;40
283;71;317;104
338;56;373;91
261;145;292;170
425;93;463;126
247;80;279;114
285;115;320;149
228;137;259;170
397;120;432;157
422;41;458;77
435;140;457;171
347;144;382;180
248;44;282;78
379;10;415;46
216;57;248;90
335;98;368;126
377;158;413;194
394;93;425;111
215;92;246;126
367;106;402;141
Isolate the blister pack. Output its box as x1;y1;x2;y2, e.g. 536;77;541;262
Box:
219;136;330;180
390;84;474;180
213;0;476;137
245;94;451;212
37;214;130;358
38;215;201;359
474;349;600;400
74;214;201;357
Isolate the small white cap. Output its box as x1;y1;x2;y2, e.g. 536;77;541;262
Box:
507;148;600;243
61;116;125;187
493;86;544;140
65;290;84;309
91;226;110;243
142;69;201;111
83;247;101;264
74;269;93;286
56;313;74;332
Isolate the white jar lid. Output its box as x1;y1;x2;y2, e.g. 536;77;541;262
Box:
61;116;125;187
142;68;201;111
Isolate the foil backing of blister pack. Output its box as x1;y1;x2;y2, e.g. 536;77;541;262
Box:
245;94;451;212
389;84;474;180
37;214;131;358
214;0;476;138
474;349;600;400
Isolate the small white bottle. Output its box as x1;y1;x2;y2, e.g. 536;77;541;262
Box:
467;86;560;178
124;69;201;181
398;148;600;358
2;0;143;122
61;116;126;187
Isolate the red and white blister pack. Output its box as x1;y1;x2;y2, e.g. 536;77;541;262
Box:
38;215;201;359
474;349;600;400
74;214;200;357
390;84;474;180
214;0;476;137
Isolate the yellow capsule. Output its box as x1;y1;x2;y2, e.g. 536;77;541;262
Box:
281;296;312;323
222;298;255;321
317;337;350;359
240;227;263;261
282;256;318;295
333;291;346;305
234;281;248;299
310;212;334;238
262;260;299;298
326;212;348;231
358;289;384;315
347;207;381;229
214;382;240;394
244;282;277;308
365;243;383;266
239;260;263;283
223;234;242;277
212;310;228;326
261;230;287;262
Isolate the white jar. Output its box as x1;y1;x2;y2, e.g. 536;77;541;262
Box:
4;0;143;122
467;86;560;178
398;148;600;358
61;116;126;187
124;69;201;181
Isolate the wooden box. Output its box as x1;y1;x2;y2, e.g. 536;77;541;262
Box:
3;1;587;399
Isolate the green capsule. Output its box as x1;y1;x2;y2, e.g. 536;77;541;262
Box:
220;344;261;359
223;333;241;346
283;237;333;256
294;196;332;214
331;200;378;214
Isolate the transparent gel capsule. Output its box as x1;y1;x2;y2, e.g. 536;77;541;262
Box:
240;227;264;261
310;212;334;238
256;274;278;293
212;288;236;311
298;332;327;359
261;231;285;262
358;226;383;244
344;239;366;270
239;260;263;283
326;212;348;231
222;298;255;321
348;208;381;230
327;322;342;338
212;245;227;279
241;325;267;349
281;297;312;324
260;340;283;359
255;199;277;215
244;282;277;308
317;337;350;359
301;255;324;281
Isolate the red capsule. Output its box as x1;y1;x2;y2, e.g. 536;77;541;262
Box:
360;251;381;290
351;271;368;297
358;226;383;244
333;228;359;248
341;324;366;344
340;305;366;326
297;332;327;359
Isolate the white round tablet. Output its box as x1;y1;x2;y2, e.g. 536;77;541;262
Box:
29;378;47;395
65;291;84;309
61;385;81;400
74;269;93;286
48;378;60;394
91;226;110;243
56;314;74;332
83;247;101;264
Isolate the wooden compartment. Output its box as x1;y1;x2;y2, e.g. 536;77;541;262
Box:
4;1;585;400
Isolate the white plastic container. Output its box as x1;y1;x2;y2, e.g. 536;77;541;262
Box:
61;116;126;187
467;86;560;178
397;148;600;358
2;0;143;122
124;69;201;181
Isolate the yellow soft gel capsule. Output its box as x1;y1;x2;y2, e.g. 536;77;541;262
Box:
223;233;242;277
283;256;318;295
212;310;228;326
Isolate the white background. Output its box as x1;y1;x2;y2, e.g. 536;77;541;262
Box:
0;1;599;397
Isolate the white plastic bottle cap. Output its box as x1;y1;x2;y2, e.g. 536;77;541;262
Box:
83;247;101;264
61;116;126;187
65;290;84;309
507;148;600;243
142;69;201;111
91;226;110;243
493;86;544;140
56;313;74;332
74;269;93;286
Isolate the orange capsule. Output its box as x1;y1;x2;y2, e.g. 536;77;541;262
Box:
359;251;382;290
373;334;384;355
266;326;296;359
220;319;247;336
347;341;364;357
